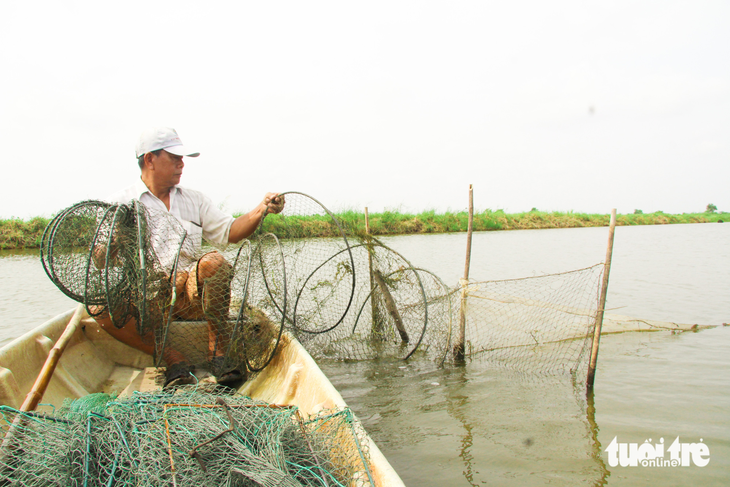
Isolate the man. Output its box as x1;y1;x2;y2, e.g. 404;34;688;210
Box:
97;127;284;387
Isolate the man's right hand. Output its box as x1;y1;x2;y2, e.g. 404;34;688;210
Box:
264;193;285;214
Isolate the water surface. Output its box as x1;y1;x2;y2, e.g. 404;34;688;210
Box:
0;223;728;485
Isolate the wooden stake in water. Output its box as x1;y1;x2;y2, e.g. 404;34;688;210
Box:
373;269;409;343
454;185;474;361
587;209;617;389
365;207;382;337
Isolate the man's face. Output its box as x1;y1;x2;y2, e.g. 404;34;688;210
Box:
148;150;185;186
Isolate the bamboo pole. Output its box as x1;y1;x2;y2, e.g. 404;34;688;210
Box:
454;185;474;361
365;207;382;338
586;209;617;389
463;185;474;281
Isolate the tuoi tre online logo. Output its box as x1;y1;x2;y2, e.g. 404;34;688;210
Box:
606;437;710;467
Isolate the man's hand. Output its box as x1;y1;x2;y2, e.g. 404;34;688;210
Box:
264;193;285;214
228;192;286;243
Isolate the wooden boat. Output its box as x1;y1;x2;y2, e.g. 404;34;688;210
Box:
0;307;405;486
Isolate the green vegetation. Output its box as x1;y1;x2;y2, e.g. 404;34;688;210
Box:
0;217;51;250
255;208;727;239
2;210;726;250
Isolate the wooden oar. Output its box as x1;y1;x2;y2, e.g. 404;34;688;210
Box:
1;304;86;457
18;303;87;412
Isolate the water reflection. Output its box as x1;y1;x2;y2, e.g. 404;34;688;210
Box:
585;390;610;486
444;366;477;486
321;353;615;486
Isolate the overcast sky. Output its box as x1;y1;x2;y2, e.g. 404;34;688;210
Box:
1;0;728;219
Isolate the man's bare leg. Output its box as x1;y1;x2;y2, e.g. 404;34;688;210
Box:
190;252;233;358
196;252;246;384
171;252;243;384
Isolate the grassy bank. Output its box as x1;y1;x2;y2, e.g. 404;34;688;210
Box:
260;209;726;239
2;210;726;250
0;217;51;250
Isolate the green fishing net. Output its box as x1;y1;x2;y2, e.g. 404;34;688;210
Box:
0;386;373;486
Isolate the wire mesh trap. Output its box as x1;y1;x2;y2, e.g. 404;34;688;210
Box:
253;193;456;364
39;192;608;379
290;241;455;365
39;199;289;379
0;386;374;487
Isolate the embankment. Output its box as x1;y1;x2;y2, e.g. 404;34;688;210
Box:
1;210;725;250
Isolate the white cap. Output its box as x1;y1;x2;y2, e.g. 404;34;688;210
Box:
135;127;200;158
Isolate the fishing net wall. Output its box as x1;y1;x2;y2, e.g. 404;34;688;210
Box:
452;264;605;377
0;386;374;486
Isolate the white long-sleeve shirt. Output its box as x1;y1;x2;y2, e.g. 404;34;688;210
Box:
108;178;235;268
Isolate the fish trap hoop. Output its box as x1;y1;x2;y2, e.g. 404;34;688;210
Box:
40;200;111;304
258;192;357;336
226;239;253;356
101;203;185;335
104;204;138;329
237;233;288;372
293;245;356;335
83;204;119;317
348;242;429;360
352;265;455;365
40;200;187;336
290;238;455;364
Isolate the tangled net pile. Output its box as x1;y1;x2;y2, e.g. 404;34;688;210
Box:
0;386;373;486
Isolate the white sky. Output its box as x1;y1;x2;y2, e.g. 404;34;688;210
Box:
1;0;728;219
